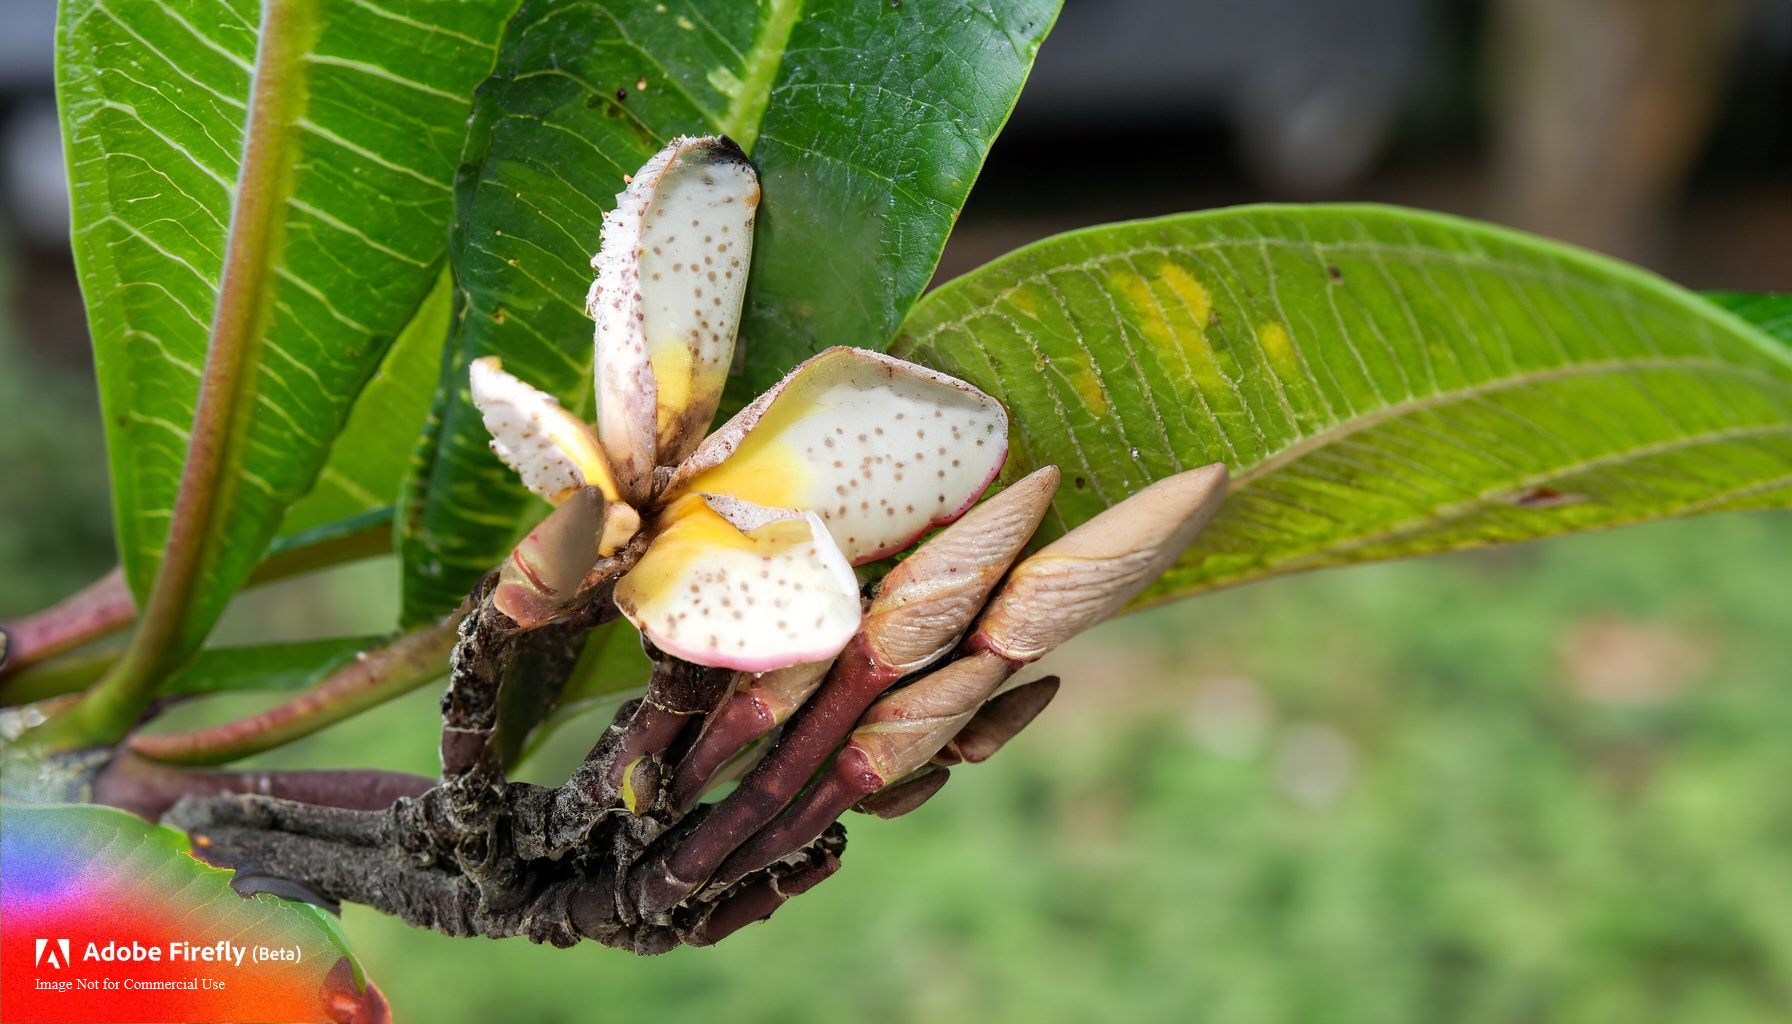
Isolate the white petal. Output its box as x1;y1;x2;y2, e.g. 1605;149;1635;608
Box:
614;495;862;671
589;136;759;498
469;356;619;502
665;348;1008;564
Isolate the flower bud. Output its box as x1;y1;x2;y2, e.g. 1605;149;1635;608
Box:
852;767;951;820
936;676;1059;765
860;466;1060;675
972;463;1227;663
493;486;603;629
845;649;1012;783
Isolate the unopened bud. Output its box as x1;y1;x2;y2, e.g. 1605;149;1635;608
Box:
853;767;951;820
845;649;1013;783
861;466;1060;675
937;676;1059;765
493;487;603;629
973;463;1227;663
740;658;835;723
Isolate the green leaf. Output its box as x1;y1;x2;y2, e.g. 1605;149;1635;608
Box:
893;206;1792;605
399;0;1060;622
60;0;513;651
0;803;382;1020
276;270;453;539
730;0;1062;396
161;635;383;696
1708;292;1792;347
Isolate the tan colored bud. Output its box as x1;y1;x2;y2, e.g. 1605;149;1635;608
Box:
493;487;603;629
973;463;1227;663
860;466;1060;675
740;657;835;723
845;649;1013;782
937;675;1059;765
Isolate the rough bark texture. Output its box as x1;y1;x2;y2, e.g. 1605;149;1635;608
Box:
163;545;844;954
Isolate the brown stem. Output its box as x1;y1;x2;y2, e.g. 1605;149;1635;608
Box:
684;844;841;947
669;691;776;809
635;635;895;914
1;510;395;696
93;753;432;820
0;569;133;682
128;612;465;766
710;745;884;886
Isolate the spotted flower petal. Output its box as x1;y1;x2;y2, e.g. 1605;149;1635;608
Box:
589;136;759;499
469;356;620;502
665;348;1008;564
613;495;861;671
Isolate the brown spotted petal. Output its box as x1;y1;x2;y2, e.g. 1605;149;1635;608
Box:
612;495;860;671
588;136;759;500
665;347;1008;565
973;463;1228;663
469;356;621;503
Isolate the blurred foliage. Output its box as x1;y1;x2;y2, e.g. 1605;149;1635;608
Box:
0;333;113;617
7;258;1791;1023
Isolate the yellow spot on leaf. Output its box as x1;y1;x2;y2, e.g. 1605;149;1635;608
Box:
1157;261;1212;324
1005;282;1041;318
1067;355;1108;417
1258;322;1299;377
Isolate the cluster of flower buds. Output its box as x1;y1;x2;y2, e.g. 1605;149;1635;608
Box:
458;136;1230;948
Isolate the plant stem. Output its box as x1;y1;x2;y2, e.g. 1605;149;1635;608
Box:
636;635;895;914
0;509;395;699
92;753;433;820
0;569;133;680
128;613;463;766
35;0;317;750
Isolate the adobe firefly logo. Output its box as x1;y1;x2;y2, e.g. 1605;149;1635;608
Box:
34;938;72;969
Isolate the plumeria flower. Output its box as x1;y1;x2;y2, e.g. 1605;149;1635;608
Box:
469;135;1008;672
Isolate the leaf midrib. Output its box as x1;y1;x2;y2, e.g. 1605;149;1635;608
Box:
1230;355;1792;494
716;0;804;150
62;0;318;741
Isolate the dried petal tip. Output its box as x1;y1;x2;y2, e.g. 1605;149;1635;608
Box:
493;487;604;630
861;466;1060;675
589;136;761;499
974;463;1228;663
470;356;620;502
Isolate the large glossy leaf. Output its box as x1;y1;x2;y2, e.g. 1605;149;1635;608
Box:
399;0;1060;622
893;206;1792;605
0;803;384;1021
1709;292;1792;347
61;0;513;652
277;271;453;539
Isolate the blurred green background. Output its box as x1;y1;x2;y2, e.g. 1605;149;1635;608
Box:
4;0;1791;1019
